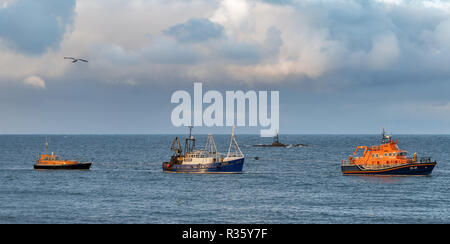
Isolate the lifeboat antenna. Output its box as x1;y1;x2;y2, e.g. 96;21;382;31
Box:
45;137;49;154
227;126;243;157
381;128;392;144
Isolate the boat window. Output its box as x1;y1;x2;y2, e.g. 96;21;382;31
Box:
389;153;392;156
372;154;375;158
393;153;396;156
376;154;379;158
384;153;388;156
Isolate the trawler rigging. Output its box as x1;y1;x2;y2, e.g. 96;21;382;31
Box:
162;127;245;174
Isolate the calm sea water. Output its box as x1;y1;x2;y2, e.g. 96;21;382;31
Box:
0;134;449;224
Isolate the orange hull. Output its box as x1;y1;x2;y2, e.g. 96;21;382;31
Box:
34;154;92;170
342;162;436;175
342;130;436;175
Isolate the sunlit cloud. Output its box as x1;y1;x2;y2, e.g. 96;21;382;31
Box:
23;75;46;89
2;0;450;90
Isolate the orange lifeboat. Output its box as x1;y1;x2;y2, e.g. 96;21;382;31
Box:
341;130;436;175
34;139;92;170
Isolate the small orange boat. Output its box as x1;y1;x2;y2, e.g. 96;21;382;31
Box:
342;129;436;175
34;139;92;170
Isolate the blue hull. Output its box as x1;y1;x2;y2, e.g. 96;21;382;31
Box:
342;162;436;175
163;158;244;174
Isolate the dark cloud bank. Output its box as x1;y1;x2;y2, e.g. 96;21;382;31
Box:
0;0;76;55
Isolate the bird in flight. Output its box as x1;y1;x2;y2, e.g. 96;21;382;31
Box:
64;57;89;63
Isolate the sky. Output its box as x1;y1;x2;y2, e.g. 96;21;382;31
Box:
1;0;450;134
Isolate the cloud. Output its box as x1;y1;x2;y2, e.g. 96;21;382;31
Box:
0;0;17;8
23;76;46;89
263;26;283;58
368;32;399;70
0;0;76;55
211;0;251;34
143;37;202;64
433;19;450;50
96;44;140;65
3;0;450;134
3;0;450;91
200;0;450;86
261;0;293;5
218;39;262;64
164;18;224;43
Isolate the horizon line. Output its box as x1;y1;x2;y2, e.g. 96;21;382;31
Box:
1;133;449;136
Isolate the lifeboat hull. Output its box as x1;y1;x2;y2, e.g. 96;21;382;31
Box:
342;162;436;176
162;158;244;174
34;162;92;170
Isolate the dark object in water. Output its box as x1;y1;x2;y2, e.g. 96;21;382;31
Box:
253;133;307;148
254;157;260;160
293;143;307;147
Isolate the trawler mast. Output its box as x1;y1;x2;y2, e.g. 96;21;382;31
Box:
227;126;243;158
185;126;195;154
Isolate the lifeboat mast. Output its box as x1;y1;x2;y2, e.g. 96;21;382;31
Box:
381;128;393;144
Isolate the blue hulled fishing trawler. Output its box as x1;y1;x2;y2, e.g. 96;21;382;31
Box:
162;127;245;174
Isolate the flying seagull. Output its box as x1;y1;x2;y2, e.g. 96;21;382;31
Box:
64;57;89;63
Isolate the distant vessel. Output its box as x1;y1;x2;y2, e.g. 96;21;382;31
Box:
34;139;92;170
253;132;306;148
341;129;436;175
162;127;245;174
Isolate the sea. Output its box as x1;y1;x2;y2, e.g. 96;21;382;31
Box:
0;134;449;224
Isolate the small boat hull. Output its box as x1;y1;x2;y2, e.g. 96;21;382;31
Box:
163;158;244;174
34;162;92;170
342;162;436;176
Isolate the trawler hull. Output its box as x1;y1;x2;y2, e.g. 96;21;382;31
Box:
342;162;436;176
162;158;244;174
34;162;92;170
